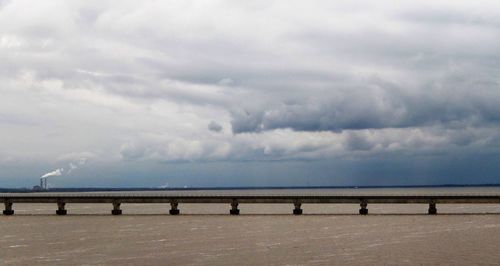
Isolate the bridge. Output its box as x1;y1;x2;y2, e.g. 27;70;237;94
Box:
2;189;500;215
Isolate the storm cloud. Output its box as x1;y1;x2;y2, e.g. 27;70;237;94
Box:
1;0;500;187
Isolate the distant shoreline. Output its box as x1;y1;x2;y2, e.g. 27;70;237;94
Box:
2;184;500;193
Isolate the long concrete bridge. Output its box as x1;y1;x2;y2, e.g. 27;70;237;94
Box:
2;189;500;215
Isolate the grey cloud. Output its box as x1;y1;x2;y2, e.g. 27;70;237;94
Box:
399;6;500;29
230;109;265;133
120;143;147;161
0;0;10;9
208;121;223;133
345;132;374;151
2;1;500;187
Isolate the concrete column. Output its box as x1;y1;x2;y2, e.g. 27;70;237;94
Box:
3;201;14;215
169;202;180;215
230;200;240;215
56;201;67;215
428;202;437;215
359;201;368;215
293;202;303;215
112;201;122;215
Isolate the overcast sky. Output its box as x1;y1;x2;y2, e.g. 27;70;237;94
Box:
1;0;500;188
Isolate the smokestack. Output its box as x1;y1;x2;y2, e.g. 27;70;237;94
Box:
40;178;43;189
40;168;64;190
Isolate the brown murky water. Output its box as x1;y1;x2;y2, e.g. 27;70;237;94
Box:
1;203;500;265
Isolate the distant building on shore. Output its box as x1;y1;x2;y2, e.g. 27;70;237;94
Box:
33;179;47;191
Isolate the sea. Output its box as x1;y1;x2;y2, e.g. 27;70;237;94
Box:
1;187;500;265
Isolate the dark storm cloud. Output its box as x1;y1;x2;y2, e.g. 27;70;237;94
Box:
230;76;500;133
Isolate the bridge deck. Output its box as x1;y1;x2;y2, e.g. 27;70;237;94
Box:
2;189;500;215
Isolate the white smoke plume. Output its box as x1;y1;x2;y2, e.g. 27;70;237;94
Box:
37;157;89;189
41;168;64;179
158;182;170;189
67;158;87;175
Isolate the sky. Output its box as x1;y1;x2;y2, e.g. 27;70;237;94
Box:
1;0;500;188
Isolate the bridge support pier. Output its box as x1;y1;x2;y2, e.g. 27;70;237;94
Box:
230;200;240;215
359;201;368;215
169;202;180;215
56;201;67;215
3;201;14;215
428;202;437;215
112;202;122;215
293;202;303;215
